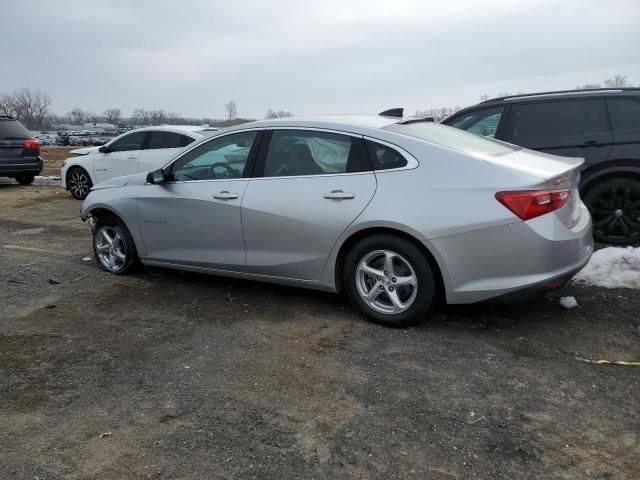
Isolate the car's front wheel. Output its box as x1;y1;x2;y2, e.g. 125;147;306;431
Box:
67;167;92;200
15;174;35;185
343;235;436;327
93;216;139;274
583;177;640;245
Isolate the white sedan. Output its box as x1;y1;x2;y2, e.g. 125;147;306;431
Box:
61;125;217;199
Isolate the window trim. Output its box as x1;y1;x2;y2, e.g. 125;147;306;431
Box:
157;128;265;184
251;127;417;180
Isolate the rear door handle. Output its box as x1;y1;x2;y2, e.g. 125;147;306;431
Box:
213;191;239;200
581;141;599;147
323;190;355;200
127;156;137;159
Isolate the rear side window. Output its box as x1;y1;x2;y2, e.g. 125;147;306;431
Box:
146;131;194;150
447;107;504;138
365;140;407;170
607;98;640;132
0;119;31;139
109;131;147;152
510;100;609;141
263;130;370;177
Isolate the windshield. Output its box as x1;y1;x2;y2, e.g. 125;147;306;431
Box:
383;122;519;157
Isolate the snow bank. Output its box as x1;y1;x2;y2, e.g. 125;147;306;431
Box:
574;247;640;289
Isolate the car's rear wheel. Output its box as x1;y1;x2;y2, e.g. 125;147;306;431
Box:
583;177;640;245
93;216;139;274
15;174;35;185
67;167;92;200
343;235;436;327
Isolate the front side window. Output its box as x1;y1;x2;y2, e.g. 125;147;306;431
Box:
170;131;257;181
108;131;146;152
511;99;609;141
263;130;370;177
146;131;194;150
607;98;640;133
448;107;504;138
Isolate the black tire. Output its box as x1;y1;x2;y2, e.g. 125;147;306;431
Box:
583;177;640;245
92;215;139;274
343;234;436;327
67;167;92;200
15;174;35;185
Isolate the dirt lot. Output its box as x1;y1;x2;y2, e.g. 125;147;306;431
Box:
40;147;75;177
1;180;638;480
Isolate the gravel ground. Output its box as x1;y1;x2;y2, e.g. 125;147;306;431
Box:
1;179;639;480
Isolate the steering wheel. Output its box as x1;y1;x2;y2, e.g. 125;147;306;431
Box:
209;162;239;179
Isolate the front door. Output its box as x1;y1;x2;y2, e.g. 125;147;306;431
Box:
136;130;261;269
94;131;146;184
241;129;377;280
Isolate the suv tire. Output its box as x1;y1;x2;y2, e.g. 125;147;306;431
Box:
15;174;35;185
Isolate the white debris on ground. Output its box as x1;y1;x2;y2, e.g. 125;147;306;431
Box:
559;296;578;309
573;246;640;289
34;176;62;187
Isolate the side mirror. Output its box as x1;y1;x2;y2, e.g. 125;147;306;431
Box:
146;169;166;185
98;145;110;153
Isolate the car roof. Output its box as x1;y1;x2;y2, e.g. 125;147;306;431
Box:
132;125;209;136
217;115;404;136
478;87;640;106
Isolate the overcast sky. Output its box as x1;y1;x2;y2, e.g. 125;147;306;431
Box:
4;0;639;119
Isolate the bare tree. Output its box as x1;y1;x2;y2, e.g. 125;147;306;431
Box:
132;108;151;126
265;109;293;119
224;101;237;120
576;83;602;90
103;108;121;125
68;108;86;125
604;75;628;87
0;88;52;129
149;110;168;125
165;112;179;124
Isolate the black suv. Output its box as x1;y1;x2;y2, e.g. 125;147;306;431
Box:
0;116;42;185
442;88;640;245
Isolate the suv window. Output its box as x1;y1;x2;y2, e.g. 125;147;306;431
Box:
146;131;194;150
109;131;147;152
0;119;31;139
448;107;504;138
170;131;257;181
263;130;370;177
365;140;407;170
511;99;609;141
607;98;640;132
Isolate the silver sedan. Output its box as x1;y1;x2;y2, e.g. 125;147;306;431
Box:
81;113;593;327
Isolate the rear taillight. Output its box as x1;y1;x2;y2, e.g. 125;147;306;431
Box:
495;189;571;221
23;138;40;149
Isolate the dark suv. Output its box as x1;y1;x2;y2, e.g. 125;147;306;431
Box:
0;116;42;185
442;88;640;245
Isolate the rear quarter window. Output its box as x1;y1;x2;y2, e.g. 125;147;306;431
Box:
384;122;518;157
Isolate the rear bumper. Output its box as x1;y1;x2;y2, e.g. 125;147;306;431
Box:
0;156;43;176
431;203;593;304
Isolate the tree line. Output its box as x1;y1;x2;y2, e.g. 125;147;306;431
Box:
2;74;636;129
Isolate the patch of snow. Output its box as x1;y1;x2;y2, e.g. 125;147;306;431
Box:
35;175;61;180
559;296;578;309
573;247;640;289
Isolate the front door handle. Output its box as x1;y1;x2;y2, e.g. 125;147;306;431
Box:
581;140;599;147
323;190;355;200
213;191;239;200
127;156;138;159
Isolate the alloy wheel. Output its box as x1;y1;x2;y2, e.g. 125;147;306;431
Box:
355;250;418;314
94;226;128;272
68;170;91;199
589;186;640;243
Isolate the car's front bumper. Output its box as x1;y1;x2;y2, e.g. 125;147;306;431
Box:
0;156;43;177
431;203;593;304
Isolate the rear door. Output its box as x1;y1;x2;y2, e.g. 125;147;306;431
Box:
137;131;196;173
93;131;146;184
606;97;640;162
241;128;376;280
503;99;612;165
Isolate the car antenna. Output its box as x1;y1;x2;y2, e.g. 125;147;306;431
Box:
379;108;404;118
